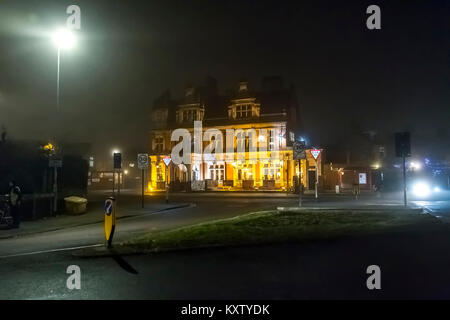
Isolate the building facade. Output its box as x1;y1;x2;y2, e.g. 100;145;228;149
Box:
148;77;322;191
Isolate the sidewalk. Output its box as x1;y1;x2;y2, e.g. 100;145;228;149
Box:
143;190;376;198
0;202;190;240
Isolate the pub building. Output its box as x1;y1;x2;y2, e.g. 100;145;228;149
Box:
148;76;323;191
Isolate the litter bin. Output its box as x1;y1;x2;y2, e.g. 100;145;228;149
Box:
64;196;88;215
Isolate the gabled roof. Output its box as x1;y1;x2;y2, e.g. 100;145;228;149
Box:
151;77;300;130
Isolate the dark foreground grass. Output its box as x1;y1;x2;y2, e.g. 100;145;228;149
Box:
122;210;439;252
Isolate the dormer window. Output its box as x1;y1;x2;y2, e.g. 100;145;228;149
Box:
153;110;166;122
183;109;198;122
228;81;260;120
236;104;252;118
176;105;205;124
153;136;164;153
228;100;260;119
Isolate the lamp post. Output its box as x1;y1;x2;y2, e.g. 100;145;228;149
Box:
49;28;76;214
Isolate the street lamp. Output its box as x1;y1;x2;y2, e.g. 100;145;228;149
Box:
51;28;76;113
48;28;76;214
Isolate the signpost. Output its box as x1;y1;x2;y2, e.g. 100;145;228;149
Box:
163;156;172;203
293;141;306;207
104;196;116;248
395;132;411;206
310;149;321;199
49;158;63;214
137;153;149;208
108;152;121;246
113;152;122;195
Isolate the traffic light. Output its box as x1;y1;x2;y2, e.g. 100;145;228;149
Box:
395;132;411;157
113;153;122;169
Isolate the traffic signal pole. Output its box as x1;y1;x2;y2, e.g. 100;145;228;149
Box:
402;153;407;207
395;132;410;207
165;164;169;204
298;159;302;207
53;166;58;214
141;169;145;208
315;160;318;199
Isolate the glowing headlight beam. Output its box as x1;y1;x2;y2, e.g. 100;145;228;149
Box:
413;182;430;197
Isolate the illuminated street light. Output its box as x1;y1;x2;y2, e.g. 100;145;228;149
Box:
52;28;76;50
410;161;422;170
51;28;76;114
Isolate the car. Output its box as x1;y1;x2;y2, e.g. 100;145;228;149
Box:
410;180;443;198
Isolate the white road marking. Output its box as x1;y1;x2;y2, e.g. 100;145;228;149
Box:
0;243;103;259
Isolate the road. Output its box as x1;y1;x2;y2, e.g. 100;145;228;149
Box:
0;193;280;257
1;191;450;299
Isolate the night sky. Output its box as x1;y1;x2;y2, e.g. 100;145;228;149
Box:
0;0;448;161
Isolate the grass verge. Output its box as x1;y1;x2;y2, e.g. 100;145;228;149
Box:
121;210;439;253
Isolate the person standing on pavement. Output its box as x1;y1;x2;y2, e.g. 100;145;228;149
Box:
8;181;22;228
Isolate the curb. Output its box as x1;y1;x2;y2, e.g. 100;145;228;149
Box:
276;206;425;214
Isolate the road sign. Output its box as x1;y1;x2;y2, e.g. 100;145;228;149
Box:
104;197;116;248
293;141;306;160
163;156;172;167
113;153;122;169
310;149;321;160
309;149;321;199
137;153;149;169
49;159;63;168
104;198;113;216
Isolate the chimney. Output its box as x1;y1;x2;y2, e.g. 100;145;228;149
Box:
238;80;248;92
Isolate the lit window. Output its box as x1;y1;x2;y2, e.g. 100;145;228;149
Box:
154;136;164;152
156;166;164;181
236;131;245;151
209;164;225;181
289;131;295;142
182;109;198;122
269;129;275;150
236;104;252;118
154;111;165;122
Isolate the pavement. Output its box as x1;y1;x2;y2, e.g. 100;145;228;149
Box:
0;200;190;240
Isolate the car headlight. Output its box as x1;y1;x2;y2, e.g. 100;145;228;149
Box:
413;182;430;196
